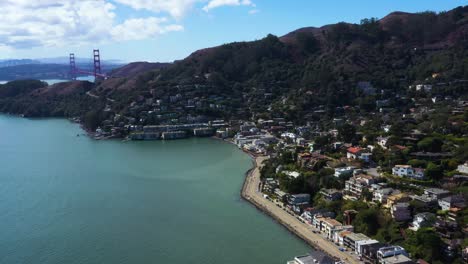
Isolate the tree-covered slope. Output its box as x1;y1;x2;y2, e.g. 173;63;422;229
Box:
0;6;467;127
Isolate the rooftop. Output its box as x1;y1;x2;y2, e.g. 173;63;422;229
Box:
294;250;335;264
345;232;370;241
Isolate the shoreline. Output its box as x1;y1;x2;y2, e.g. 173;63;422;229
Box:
240;154;359;264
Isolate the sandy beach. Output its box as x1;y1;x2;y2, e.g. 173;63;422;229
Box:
241;155;360;264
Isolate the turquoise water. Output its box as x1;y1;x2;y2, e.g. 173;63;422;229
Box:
0;115;310;264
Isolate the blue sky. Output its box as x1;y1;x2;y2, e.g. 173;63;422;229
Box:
0;0;465;62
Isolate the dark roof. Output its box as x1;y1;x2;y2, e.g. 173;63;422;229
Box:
296;250;335;264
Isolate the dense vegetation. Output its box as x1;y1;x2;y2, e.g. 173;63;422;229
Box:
0;6;466;130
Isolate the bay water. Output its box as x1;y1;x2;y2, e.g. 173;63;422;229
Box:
0;115;310;264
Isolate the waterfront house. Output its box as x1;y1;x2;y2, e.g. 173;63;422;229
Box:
343;232;370;252
288;194;310;206
331;225;354;244
361;242;385;263
263;178;279;193
287;250;335;264
321;218;343;240
162;130;187;140
381;254;415;264
356;239;380;256
337;230;352;246
274;189;288;201
377;246;409;262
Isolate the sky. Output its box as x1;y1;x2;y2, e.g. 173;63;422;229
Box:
0;0;465;62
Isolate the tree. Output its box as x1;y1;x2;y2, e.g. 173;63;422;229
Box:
404;228;443;262
83;110;102;131
353;208;380;236
338;123;356;143
417;137;443;152
425;162;443;181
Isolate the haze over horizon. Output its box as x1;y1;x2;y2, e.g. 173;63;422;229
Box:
0;0;465;63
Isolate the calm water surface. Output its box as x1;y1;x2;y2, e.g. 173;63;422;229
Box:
0;76;95;85
0;115;310;264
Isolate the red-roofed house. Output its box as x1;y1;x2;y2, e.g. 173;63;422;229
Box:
347;147;372;162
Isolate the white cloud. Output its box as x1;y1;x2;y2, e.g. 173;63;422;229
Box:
111;17;183;41
202;0;254;12
0;0;183;49
113;0;200;19
0;0;256;50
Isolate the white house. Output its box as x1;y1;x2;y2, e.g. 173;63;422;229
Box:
458;162;468;174
334;166;355;178
392;165;425;180
373;188;395;203
438;195;465;211
376;136;390;149
410;212;435;231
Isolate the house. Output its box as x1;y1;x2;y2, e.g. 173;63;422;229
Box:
287;250;335;264
263;178;279;193
274;189;288;201
356;239;380;256
320;189;342;201
361;242;386;264
438;195;466;211
377;246;409;262
288;194;310;206
373;188;396;203
337;231;353;246
423;188;451;200
457;162;468;174
391;203;412;222
377;136;390;149
415;84;432;92
284;171;301;179
410;212;435;231
345;174;378;199
343;233;370;251
381;254;415;264
347;147;372;162
334;166;355;178
392;165;425;180
321;218;343;240
410;194;437;209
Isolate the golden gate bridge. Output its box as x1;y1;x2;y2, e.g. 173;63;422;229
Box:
69;49;106;80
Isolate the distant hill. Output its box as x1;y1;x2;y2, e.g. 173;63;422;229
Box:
0;6;467;125
0;63;122;81
0;59;40;68
109;62;171;77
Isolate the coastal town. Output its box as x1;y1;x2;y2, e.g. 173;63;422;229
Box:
79;78;468;264
0;2;467;264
